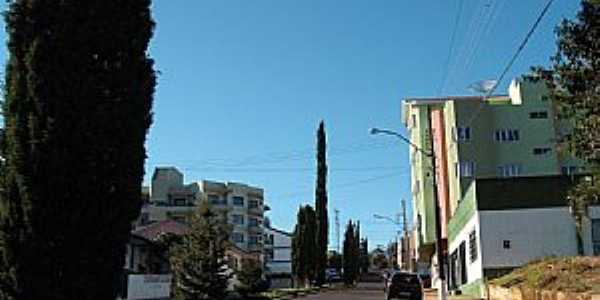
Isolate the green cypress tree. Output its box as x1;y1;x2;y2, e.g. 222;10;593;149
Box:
342;221;355;286
314;121;329;285
0;1;155;299
292;207;306;285
303;206;317;285
292;205;317;287
170;202;231;300
354;221;361;274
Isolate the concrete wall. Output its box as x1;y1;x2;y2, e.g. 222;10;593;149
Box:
479;207;578;269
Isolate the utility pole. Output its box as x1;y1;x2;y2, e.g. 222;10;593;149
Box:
335;209;340;253
370;124;448;300
401;198;408;271
427;105;448;300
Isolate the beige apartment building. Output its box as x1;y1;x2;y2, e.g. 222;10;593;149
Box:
140;167;267;254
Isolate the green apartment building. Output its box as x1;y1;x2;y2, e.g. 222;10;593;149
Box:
402;75;599;297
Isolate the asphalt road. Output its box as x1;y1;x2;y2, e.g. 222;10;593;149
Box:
295;288;385;300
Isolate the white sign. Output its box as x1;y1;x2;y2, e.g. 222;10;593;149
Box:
127;274;172;300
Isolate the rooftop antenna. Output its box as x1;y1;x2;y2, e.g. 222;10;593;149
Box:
468;79;498;96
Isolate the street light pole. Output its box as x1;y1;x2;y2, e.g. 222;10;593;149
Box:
373;214;402;271
371;119;448;300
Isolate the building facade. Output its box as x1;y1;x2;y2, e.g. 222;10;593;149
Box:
141;167;267;255
402;75;599;297
263;222;293;288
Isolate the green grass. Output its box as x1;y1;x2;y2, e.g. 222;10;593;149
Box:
490;257;600;293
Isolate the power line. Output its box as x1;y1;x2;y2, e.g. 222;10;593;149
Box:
147;138;397;169
272;170;409;200
456;0;555;133
437;0;465;96
177;165;404;174
486;0;555;97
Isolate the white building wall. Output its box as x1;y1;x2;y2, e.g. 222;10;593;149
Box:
479;207;578;269
448;212;483;285
264;227;292;274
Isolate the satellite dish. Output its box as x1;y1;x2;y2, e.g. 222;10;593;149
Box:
468;80;498;95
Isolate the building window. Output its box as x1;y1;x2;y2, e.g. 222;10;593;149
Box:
469;230;477;263
459;161;475;177
171;197;186;206
541;95;549;101
248;199;259;209
233;196;245;206
232;232;244;244
412;114;417;128
457;127;471;141
494;129;520;142
497;164;522;177
533;147;552;155
248;217;260;227
232;214;244;225
264;234;274;245
208;194;226;205
529;111;549;119
249;235;260;246
561;166;578;175
265;249;274;261
592;219;600;255
503;240;511;249
414;180;421;194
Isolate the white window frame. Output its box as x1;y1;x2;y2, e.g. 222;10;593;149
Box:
232;214;244;225
497;164;522;177
232;232;245;244
494;129;520;142
459;161;475;177
457;127;471;142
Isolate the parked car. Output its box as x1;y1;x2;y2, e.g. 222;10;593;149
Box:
385;272;423;300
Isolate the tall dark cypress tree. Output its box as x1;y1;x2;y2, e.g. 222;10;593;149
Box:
314;121;328;285
0;1;155;299
354;221;361;275
292;205;317;287
342;221;356;286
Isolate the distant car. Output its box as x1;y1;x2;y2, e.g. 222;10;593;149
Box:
385;272;423;300
325;268;341;282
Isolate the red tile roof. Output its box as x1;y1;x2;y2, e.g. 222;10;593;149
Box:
132;220;190;241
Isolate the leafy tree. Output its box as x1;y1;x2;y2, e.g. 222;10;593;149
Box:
235;258;268;298
170;202;231;300
314;121;329;285
538;0;600;254
292;205;317;287
371;249;389;270
0;1;155;299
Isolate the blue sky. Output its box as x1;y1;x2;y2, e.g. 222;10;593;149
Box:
0;1;580;249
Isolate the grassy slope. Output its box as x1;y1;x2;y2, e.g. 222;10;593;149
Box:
490;257;600;293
